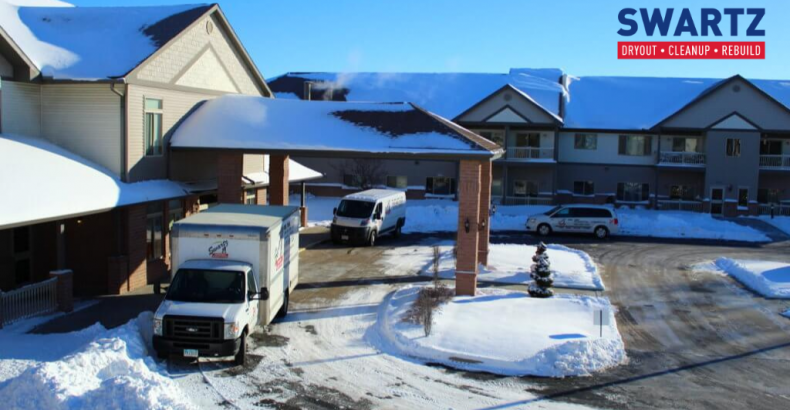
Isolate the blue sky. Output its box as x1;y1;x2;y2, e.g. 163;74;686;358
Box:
70;0;789;80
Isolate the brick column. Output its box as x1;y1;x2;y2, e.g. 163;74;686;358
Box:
217;152;243;204
49;269;74;312
255;188;267;205
270;155;290;206
300;181;308;227
456;160;482;296
126;205;147;294
478;161;492;266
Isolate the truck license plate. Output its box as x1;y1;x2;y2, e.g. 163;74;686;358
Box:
183;349;199;358
341;235;349;241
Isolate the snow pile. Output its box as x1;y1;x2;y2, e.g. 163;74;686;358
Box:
380;240;603;290
402;201;549;233
0;313;193;410
616;209;770;242
369;287;625;377
696;258;790;298
756;216;790;236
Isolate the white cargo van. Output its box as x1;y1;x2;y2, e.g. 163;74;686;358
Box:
331;189;406;246
152;204;300;365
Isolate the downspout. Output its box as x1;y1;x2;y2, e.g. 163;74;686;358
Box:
110;79;127;182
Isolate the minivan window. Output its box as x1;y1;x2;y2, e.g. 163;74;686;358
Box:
571;208;612;218
544;206;562;216
552;208;571;218
167;269;245;303
337;200;375;218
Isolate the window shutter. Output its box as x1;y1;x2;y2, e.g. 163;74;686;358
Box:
643;136;652;155
618;135;626;155
641;183;650;201
616;183;625;200
426;178;433;193
450;178;457;194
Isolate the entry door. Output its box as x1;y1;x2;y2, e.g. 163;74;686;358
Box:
710;187;724;215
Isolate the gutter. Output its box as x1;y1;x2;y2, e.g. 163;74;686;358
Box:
110;79;128;182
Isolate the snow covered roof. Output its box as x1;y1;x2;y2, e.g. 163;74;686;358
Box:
0;133;189;229
243;157;323;187
0;0;212;80
270;69;790;131
267;69;565;120
171;95;503;159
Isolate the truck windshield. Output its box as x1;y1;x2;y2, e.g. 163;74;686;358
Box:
336;200;375;218
166;269;245;303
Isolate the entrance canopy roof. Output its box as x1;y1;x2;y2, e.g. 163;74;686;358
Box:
170;96;503;160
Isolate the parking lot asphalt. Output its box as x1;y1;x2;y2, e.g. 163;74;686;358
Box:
290;231;790;410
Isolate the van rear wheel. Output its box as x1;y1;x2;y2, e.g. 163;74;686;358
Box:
234;331;247;366
594;226;609;239
277;290;289;318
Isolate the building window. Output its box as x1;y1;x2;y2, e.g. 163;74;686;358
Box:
146;203;164;261
492;179;503;197
573;181;594;196
144;98;163;156
477;130;505;146
343;174;360;187
669;185;695;201
386;176;408;189
574;134;597;150
758;188;781;204
167;199;184;230
760;139;783;155
726;138;741;157
244;189;256;205
672;137;699;153
513;180;538;197
617;182;649;202
515;132;541;148
618;135;652;156
738;188;749;208
426;177;456;195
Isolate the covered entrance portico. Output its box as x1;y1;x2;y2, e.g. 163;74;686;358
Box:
170;96;503;295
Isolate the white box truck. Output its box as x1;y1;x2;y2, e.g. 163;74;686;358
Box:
330;189;407;246
152;204;300;364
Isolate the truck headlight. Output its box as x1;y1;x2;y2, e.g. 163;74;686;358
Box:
153;318;163;336
224;322;241;340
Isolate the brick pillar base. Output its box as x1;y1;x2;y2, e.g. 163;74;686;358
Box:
256;187;268;205
300;206;308;227
270;155;290;206
217;152;243;204
49;269;74;312
456;272;478;297
107;256;129;295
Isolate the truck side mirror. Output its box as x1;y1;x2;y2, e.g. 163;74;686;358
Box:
333;207;337;215
260;287;270;301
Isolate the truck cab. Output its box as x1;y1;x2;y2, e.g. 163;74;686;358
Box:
152;205;300;365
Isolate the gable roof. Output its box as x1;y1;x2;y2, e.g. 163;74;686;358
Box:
267;69;566;120
170;95;503;160
454;83;563;124
0;1;212;81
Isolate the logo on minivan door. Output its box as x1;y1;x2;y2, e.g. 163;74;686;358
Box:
208;240;229;259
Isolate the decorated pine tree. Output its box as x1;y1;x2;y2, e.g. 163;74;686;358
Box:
528;242;554;298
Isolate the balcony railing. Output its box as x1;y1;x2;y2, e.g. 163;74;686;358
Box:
506;147;554;161
657;200;704;212
503;196;554;206
659;152;706;166
759;155;790;170
758;203;790;216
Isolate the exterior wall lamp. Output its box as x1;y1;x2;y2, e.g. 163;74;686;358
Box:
464;218;470;233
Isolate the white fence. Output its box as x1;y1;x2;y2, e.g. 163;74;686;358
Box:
657;200;704;212
659;152;706;166
759;155;790;170
503;196;554;206
506;147;554;161
0;277;58;327
759;204;790;216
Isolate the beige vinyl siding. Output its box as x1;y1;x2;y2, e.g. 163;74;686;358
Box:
1;81;41;137
127;84;218;181
243;154;265;176
40;84;123;176
134;13;262;96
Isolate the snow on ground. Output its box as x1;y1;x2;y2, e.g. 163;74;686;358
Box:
369;286;625;377
0;312;193;410
294;194;770;241
695;258;790;299
615;209;770;242
380;239;604;290
756;216;790;236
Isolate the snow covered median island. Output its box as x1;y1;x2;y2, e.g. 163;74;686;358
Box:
369;286;626;377
0;312;193;410
380;240;604;291
756;216;790;236
616;209;769;242
695;258;790;298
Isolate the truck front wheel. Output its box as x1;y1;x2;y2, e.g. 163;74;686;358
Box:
368;230;377;247
277;290;289;318
234;331;247;366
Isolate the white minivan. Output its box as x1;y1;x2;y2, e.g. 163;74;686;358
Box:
526;204;619;239
153;204;299;365
331;189;407;246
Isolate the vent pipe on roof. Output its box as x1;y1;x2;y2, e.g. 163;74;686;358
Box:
558;74;569;119
303;81;312;101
